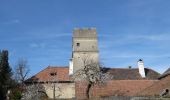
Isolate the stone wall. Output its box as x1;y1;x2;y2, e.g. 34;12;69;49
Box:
139;75;170;96
43;82;75;99
75;80;156;99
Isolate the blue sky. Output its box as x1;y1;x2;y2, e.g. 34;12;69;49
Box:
1;0;170;76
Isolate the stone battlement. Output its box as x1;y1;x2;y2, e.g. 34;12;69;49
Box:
73;27;97;38
74;27;96;31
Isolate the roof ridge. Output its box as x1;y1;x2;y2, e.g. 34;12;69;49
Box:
163;67;170;74
48;66;69;68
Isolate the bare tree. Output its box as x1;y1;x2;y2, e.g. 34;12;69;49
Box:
21;83;47;100
13;59;48;100
15;58;30;84
72;55;112;99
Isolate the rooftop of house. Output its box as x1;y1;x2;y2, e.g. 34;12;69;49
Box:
26;66;71;83
103;67;160;80
26;66;161;83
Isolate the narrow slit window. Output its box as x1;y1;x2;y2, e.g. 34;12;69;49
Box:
77;43;80;46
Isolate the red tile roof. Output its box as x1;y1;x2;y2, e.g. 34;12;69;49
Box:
26;66;71;82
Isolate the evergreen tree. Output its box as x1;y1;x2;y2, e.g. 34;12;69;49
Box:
0;50;12;99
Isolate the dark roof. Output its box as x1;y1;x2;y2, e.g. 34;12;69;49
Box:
104;68;160;80
26;66;71;83
159;67;170;79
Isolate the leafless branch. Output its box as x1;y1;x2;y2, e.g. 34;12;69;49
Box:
15;58;30;84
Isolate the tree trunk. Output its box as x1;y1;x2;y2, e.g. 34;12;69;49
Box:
86;83;92;99
53;83;55;99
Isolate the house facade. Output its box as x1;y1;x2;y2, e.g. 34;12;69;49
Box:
26;67;75;99
26;65;160;99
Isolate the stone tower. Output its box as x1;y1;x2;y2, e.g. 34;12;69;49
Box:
69;28;99;75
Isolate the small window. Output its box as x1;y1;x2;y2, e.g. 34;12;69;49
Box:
50;72;57;76
76;43;80;46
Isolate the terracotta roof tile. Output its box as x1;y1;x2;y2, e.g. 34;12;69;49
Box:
26;66;71;82
26;66;160;83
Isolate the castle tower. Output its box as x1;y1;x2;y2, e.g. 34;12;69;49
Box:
69;28;99;74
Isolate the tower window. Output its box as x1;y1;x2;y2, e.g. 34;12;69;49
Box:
76;43;80;46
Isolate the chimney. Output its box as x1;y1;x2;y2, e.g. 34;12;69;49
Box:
138;59;146;78
128;66;132;69
69;59;73;75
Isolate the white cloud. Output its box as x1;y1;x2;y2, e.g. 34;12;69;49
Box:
125;34;170;41
100;33;170;41
98;33;170;66
99;33;170;50
3;19;20;25
29;43;47;49
30;43;39;48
